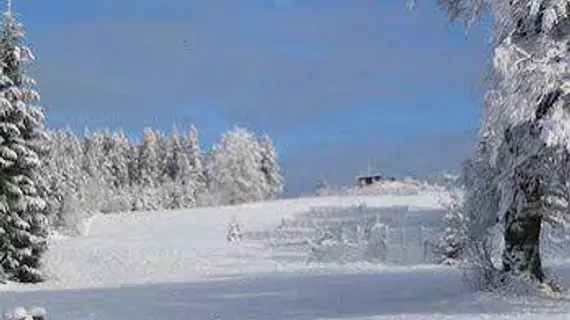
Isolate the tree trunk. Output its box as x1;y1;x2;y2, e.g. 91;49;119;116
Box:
500;90;563;282
501;172;545;282
502;209;544;282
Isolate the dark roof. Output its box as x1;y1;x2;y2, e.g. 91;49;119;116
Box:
356;174;383;179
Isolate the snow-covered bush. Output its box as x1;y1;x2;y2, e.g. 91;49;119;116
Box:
433;173;470;265
4;306;46;320
226;220;243;243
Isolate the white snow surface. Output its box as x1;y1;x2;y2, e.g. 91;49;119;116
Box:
2;192;570;319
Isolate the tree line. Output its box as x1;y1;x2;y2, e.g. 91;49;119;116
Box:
41;126;284;233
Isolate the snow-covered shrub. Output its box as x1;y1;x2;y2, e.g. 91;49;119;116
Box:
434;175;469;265
4;306;46;320
53;191;91;236
226;221;243;243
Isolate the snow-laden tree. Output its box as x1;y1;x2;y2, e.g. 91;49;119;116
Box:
0;5;49;283
133;128;161;211
82;130;109;212
104;130;131;212
430;173;473;265
409;0;570;288
315;179;333;196
460;136;503;281
164;128;186;182
439;188;469;264
49;128;86;231
163;128;196;209
208;126;266;205
38;131;58;218
257;134;284;200
104;130;128;189
185;125;208;203
154;129;169;185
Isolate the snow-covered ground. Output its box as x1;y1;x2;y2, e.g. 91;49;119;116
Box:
2;192;570;319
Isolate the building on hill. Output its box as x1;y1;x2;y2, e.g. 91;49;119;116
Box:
357;174;396;187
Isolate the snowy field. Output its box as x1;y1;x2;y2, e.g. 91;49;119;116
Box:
2;193;570;319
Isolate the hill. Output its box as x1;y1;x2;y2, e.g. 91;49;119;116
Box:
2;193;570;319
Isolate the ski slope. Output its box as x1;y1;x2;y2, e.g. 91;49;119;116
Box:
1;192;570;319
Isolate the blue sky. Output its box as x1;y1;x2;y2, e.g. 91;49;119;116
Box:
16;0;491;196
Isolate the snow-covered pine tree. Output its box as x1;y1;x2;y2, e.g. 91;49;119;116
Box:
100;130;117;187
50;128;86;230
185;125;208;204
105;129;131;212
0;3;49;283
38;130;60;219
409;0;570;288
163;127;196;209
133;128;161;211
257;134;284;200
126;134;140;199
164;127;183;182
154;129;169;185
82;130;108;212
208;126;266;205
109;130;131;189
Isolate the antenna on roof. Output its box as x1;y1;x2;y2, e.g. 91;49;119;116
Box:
6;0;11;14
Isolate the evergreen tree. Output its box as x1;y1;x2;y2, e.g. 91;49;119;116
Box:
38;130;60;220
51;128;86;229
0;4;49;283
164;128;185;182
101;129;117;187
154;129;169;185
126;136;139;190
164;128;195;209
134;128;161;210
185;125;208;202
105;129;131;212
82;130;108;212
107;130;130;189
